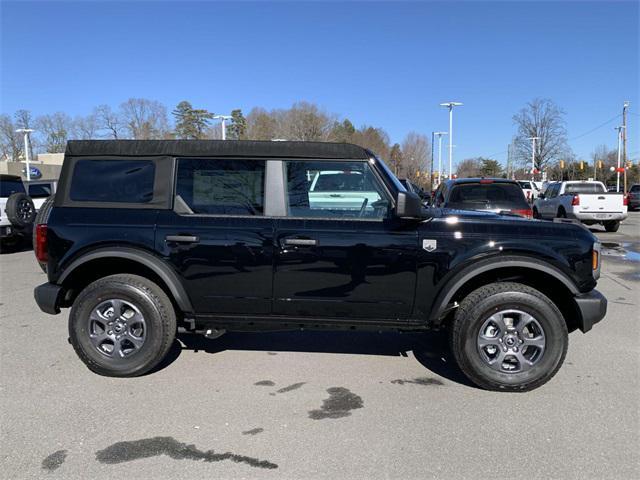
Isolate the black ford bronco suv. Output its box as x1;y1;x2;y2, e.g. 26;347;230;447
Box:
34;140;607;391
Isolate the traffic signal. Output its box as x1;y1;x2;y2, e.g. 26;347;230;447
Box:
559;160;565;169
579;161;584;170
598;160;603;169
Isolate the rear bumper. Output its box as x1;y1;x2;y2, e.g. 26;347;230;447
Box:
574;289;607;333
34;283;63;315
574;212;627;222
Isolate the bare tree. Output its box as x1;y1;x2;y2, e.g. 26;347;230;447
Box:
36;112;73;153
246;107;278;140
14;110;38;157
351;126;390;159
94;105;123;139
456;158;482;178
120;98;169;140
400;132;430;181
277;101;334;141
513;98;569;172
72;113;100;139
0;114;23;161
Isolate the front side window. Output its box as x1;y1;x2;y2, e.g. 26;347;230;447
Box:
285;160;390;219
70;160;155;203
176;158;265;215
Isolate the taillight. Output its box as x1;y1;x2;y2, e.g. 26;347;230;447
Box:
512;208;533;219
35;224;48;262
571;194;580;206
623;195;628;206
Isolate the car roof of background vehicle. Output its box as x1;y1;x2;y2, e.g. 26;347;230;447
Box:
446;177;519;185
65;140;372;160
0;174;23;182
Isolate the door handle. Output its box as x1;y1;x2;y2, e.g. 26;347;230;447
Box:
166;235;200;244
284;238;317;246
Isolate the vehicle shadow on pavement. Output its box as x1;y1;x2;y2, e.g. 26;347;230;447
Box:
154;330;475;388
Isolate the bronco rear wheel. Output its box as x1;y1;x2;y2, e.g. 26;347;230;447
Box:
450;282;568;392
69;274;176;377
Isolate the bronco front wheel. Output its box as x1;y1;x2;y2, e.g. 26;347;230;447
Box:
450;282;568;392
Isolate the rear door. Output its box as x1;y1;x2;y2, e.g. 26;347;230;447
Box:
273;159;418;320
156;158;274;315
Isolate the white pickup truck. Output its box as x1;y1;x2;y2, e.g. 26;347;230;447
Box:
532;180;628;232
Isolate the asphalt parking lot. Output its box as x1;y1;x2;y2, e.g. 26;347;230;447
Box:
1;213;638;480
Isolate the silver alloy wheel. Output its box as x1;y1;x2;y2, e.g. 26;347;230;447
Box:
88;299;146;358
476;309;546;373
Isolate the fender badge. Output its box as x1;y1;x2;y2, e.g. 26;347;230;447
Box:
422;239;437;252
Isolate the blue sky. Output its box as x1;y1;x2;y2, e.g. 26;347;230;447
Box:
1;1;638;165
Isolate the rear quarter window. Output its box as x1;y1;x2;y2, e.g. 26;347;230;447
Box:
564;183;606;194
69;160;155;203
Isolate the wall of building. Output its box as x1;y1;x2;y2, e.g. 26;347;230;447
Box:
0;153;64;180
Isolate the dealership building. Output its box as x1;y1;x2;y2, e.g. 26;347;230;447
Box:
0;153;64;180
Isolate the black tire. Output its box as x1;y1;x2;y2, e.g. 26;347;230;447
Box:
603;220;620;232
449;282;568;392
556;208;566;218
32;195;55;272
6;192;36;228
69;274;176;377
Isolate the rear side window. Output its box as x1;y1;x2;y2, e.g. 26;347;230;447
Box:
630;185;640;193
70;160;155;203
448;183;528;208
0;179;26;196
28;184;52;198
176;158;265;215
564;183;606;194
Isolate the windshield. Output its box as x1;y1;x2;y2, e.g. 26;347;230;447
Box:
564;183;606;194
0;178;26;197
448;182;529;210
518;181;532;189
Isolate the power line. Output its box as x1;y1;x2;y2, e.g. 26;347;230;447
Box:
569;113;621;141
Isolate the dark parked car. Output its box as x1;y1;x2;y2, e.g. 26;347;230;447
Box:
34;140;606;391
432;178;533;218
627;184;640;211
399;178;431;205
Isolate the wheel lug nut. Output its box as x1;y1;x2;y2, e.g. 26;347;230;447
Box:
108;330;112;335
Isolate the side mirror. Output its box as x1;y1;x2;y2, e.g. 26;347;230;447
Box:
396;191;427;219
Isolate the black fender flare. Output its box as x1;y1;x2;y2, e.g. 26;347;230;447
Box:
57;246;194;313
428;255;579;324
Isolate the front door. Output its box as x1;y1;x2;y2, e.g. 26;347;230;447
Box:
273;159;418;319
156;158;274;315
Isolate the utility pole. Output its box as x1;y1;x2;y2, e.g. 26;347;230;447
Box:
16;128;34;181
430;132;435;191
434;131;447;184
615;126;625;193
528;136;539;182
507;143;512;179
622;101;629;193
440;102;463;178
213;114;232;140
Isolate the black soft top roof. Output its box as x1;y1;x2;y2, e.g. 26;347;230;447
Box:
65;140;371;159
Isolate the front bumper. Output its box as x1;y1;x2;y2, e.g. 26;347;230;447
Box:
574;289;607;333
34;283;63;315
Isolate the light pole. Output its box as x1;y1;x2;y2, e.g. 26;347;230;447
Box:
433;131;448;184
615;126;625;192
213;114;232;140
16;128;34;181
528;136;540;181
440;102;463;177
